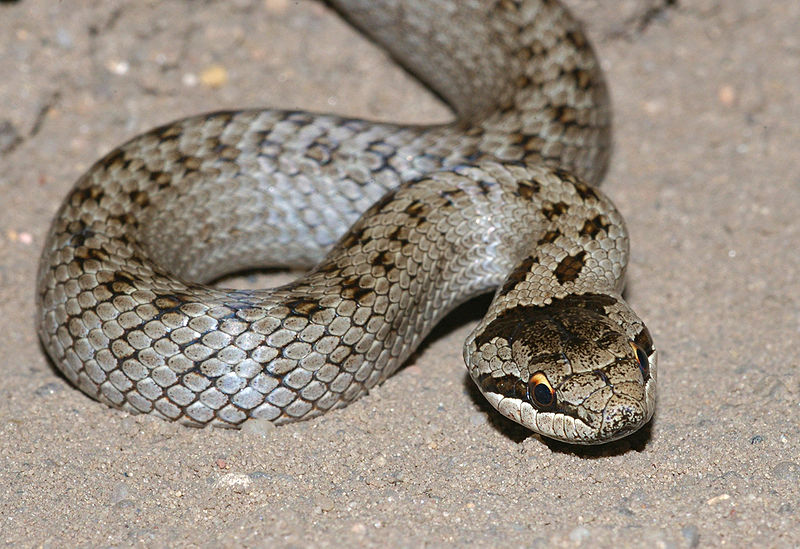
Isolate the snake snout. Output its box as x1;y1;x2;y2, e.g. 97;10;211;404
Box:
596;395;650;442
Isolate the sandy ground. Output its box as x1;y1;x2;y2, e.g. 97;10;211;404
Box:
1;0;799;546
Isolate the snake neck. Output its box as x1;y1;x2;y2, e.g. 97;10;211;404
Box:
332;0;612;185
285;160;628;382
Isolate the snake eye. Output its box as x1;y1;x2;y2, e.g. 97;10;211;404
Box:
630;342;650;380
528;371;556;411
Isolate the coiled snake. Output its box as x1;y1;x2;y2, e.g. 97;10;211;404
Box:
36;0;657;444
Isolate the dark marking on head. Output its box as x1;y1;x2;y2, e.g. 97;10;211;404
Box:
478;373;528;401
474;293;617;350
554;251;587;284
579;214;610;238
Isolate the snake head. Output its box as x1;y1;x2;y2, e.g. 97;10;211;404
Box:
465;293;657;444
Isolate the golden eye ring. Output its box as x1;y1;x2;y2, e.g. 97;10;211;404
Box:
527;371;556;411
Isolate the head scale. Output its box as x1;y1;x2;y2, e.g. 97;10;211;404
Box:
466;293;657;444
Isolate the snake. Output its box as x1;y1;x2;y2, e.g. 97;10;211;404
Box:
36;0;657;444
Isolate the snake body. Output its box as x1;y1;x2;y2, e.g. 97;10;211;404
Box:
36;0;656;444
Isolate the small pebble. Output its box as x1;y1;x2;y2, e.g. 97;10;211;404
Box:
107;59;130;75
182;73;199;87
200;65;228;88
214;473;251;490
718;85;736;107
706;494;730;505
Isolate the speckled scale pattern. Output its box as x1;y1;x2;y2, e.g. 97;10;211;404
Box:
36;0;656;443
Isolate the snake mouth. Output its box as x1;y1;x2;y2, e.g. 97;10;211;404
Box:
474;369;654;444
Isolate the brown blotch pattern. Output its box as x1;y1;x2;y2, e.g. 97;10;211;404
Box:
499;255;538;296
516;178;541;199
554;251;587;284
542;201;569;220
579;214;610;238
537;229;561;245
573;180;598;202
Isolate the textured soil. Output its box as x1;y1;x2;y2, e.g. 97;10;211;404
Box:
1;0;799;547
